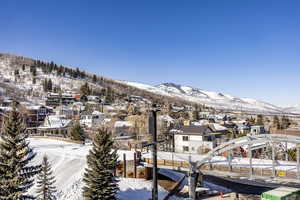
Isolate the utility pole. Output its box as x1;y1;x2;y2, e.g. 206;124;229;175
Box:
142;105;165;200
149;107;158;200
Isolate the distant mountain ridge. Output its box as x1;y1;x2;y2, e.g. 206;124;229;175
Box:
122;81;298;114
283;105;300;114
0;53;298;115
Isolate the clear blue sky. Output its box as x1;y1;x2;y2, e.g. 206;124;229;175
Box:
1;1;300;107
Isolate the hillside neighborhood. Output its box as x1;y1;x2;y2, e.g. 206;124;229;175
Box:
0;53;300;199
3;0;300;199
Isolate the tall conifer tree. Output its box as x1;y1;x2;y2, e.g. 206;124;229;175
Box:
70;121;85;142
83;129;119;200
36;155;57;200
0;103;41;199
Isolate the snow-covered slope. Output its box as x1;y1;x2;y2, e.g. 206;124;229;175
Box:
28;138;187;200
283;105;300;114
122;82;285;114
0;53;296;114
0;54;98;104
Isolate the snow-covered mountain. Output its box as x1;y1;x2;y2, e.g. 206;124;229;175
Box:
0;53;297;115
283;105;300;114
121;81;287;114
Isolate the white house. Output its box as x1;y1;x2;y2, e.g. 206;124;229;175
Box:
80;111;105;128
71;102;85;114
174;125;217;154
235;122;251;134
250;125;266;135
87;95;100;102
38;115;73;136
114;121;133;137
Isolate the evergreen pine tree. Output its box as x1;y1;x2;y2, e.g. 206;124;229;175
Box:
81;71;86;79
273;115;281;129
74;68;80;78
36;155;57;200
105;87;114;104
32;68;37;77
43;79;48;92
49;62;54;73
47;79;53;92
92;75;97;83
70;121;85;141
22;64;26;71
192;104;200;120
83;129;119;200
14;69;19;76
80;82;91;96
0;103;41;199
255;114;264;126
281;116;291;129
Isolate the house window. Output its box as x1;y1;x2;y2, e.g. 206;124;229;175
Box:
183;146;189;152
182;136;189;141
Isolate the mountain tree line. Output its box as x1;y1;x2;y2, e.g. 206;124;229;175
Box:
43;79;53;92
33;60;88;80
10;54;207;110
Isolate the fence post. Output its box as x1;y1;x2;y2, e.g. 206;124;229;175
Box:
134;152;137;178
123;153;126;178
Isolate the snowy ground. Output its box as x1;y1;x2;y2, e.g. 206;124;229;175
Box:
27;138;188;200
28;138;278;199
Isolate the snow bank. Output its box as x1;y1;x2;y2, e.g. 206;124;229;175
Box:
27;138;168;200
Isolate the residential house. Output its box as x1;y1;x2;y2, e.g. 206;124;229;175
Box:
158;115;175;129
174;125;217;154
45;93;75;108
199;112;210;119
37;115;73;137
127;115;148;140
22;104;53;129
235;122;251;134
87;95;101;103
80;111;105;128
114;121;133;137
1;98;14;107
54;105;73;119
71;102;85;118
250;125;266;135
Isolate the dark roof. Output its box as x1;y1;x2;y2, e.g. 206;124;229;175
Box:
177;125;212;135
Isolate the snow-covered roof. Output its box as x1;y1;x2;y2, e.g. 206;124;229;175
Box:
211;123;228;131
0;106;12;112
73;102;84;106
105;105;116;111
114;121;132;128
170;129;181;133
87;95;99;100
86;101;97;105
235;123;250;129
26;105;42;110
39;115;72;129
47;92;73;97
232;120;247;124
54;105;72;111
92;111;104;116
158;115;174;123
104;118;111;123
191;122;201;126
